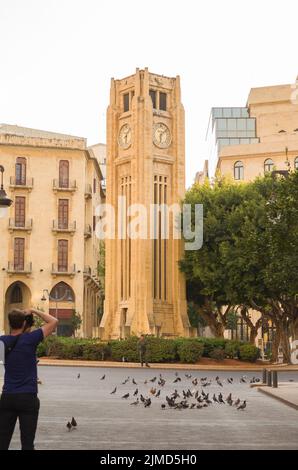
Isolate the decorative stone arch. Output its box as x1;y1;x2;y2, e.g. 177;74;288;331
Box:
4;281;32;333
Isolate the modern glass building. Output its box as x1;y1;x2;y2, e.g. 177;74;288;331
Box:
207;107;259;177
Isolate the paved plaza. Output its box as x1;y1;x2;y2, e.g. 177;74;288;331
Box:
8;367;298;450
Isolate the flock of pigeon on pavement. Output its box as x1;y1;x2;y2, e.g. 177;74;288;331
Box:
66;371;261;431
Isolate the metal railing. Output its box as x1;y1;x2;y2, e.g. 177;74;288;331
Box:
8;218;33;231
7;261;32;274
9;176;34;189
51;263;76;276
52;220;76;233
52;179;77;191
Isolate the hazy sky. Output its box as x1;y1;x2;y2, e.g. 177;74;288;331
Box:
0;0;297;186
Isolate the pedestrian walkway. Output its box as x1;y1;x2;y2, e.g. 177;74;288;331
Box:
38;358;298;371
258;383;298;410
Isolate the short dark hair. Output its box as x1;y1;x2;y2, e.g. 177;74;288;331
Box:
8;309;26;329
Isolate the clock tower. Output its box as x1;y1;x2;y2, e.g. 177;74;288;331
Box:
100;68;190;339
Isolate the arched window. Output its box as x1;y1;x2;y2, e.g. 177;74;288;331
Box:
294;157;298;170
50;282;75;301
15;157;26;185
234;161;244;180
10;284;23;303
59;160;69;188
264;158;274;173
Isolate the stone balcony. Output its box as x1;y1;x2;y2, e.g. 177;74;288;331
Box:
51;264;76;278
7;261;32;275
9;176;34;191
52;179;77;193
8;218;33;233
52;220;76;235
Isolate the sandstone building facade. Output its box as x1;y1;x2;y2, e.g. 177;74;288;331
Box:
0;124;105;337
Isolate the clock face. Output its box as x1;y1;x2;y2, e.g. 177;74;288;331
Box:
118;124;132;149
153;123;171;148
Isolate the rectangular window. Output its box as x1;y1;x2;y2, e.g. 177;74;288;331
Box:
14;238;25;271
159;92;167;111
58;199;69;229
15;196;25;227
93;178;96;193
59;160;69;188
15;158;26;185
149;89;157;109
123;93;130;112
93;215;96;231
58;240;68;272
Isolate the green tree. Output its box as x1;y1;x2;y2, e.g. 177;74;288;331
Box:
70;310;82;337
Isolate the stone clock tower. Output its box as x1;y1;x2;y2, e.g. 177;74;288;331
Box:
100;68;190;339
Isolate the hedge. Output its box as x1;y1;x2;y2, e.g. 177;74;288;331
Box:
37;335;260;363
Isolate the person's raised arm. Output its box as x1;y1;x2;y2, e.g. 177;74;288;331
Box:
30;308;58;338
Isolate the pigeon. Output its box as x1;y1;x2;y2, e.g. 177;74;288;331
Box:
150;377;157;383
71;417;77;428
173;377;181;383
212;394;218;403
155;390;161;398
196;404;203;409
130;399;139;405
175;372;179;376
227;378;233;384
161;403;166;409
240;377;247;383
226;393;232;402
237;400;247;410
218;395;225;404
190;403;196;409
133;388;138;396
234;398;241;407
110;387;117;394
216;379;223;387
185;374;192;379
100;374;106;380
132;378;137;385
66;421;72;431
122;393;130;399
144;398;152;408
140;394;145;403
37;378;43;385
194;391;199;399
144;380;148;385
150;388;156;395
77;374;80;379
192;378;198;386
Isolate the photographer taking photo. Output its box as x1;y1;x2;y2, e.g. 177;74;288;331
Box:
0;308;58;450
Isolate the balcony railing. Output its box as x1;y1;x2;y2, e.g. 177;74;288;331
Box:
7;262;32;274
8;218;33;233
52;179;77;192
52;220;76;234
84;224;92;238
85;184;92;199
9;177;34;190
51;264;76;277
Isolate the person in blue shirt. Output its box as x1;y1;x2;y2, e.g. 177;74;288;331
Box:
0;308;58;450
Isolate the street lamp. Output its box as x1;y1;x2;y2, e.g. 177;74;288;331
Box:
41;288;73;334
0;166;13;218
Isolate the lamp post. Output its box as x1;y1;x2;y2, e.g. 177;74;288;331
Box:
41;288;73;335
0;166;13;218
